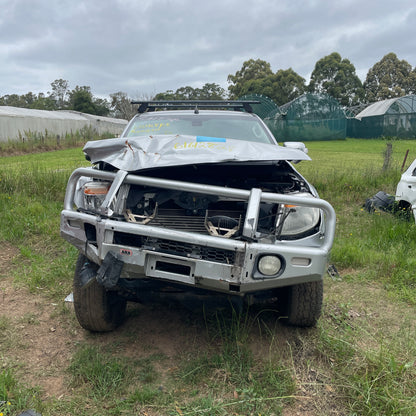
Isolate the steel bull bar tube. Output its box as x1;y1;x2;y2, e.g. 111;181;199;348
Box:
63;167;336;253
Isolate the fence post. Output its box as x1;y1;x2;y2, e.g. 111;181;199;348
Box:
382;142;392;171
401;149;409;172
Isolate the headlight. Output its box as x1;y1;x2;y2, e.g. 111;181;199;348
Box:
278;193;320;238
82;181;111;211
258;255;282;276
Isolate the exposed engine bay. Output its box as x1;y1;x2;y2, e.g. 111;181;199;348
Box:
87;160;315;241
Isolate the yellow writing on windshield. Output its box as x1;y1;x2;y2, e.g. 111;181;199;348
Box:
129;122;171;135
174;141;235;151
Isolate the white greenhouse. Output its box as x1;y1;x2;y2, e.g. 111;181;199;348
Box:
0;106;128;142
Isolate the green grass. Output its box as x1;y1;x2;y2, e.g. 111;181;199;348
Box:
0;125;114;156
296;139;416;306
68;344;131;398
319;288;416;416
174;308;295;415
1;138;416;415
0;148;85;298
0;368;42;416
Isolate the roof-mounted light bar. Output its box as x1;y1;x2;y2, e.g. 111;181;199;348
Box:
130;100;261;114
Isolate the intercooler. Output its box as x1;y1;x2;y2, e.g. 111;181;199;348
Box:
116;208;244;264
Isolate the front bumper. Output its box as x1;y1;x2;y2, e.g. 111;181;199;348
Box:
61;167;336;294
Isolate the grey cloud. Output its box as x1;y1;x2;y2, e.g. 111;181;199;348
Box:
0;0;415;98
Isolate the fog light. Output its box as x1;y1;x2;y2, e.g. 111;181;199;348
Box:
258;255;282;276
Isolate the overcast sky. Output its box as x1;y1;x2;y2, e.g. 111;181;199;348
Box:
1;0;415;100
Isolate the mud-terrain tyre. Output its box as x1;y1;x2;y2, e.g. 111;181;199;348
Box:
73;254;127;332
278;281;323;327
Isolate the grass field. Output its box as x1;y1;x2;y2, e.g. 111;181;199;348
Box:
1;138;416;415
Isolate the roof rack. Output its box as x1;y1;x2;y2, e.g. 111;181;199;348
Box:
130;100;261;114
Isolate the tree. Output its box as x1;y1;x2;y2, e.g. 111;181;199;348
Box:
68;86;96;114
110;91;136;119
364;52;416;102
154;83;226;101
173;86;198;100
309;52;364;106
272;69;307;104
67;86;110;116
196;83;226;100
30;93;56;110
153;90;176;100
21;92;36;107
411;68;416;95
227;60;306;105
93;97;110;116
0;91;56;110
0;94;25;107
227;59;273;99
50;79;69;109
0;80;111;115
236;68;306;105
110;91;157;119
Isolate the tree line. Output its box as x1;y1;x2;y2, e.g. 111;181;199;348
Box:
225;52;416;107
1;52;415;119
0;80;110;116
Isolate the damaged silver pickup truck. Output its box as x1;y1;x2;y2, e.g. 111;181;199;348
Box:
61;100;336;331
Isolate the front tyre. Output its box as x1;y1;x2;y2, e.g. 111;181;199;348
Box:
73;254;127;332
278;281;323;327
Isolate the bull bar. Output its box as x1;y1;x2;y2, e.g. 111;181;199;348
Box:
61;167;336;293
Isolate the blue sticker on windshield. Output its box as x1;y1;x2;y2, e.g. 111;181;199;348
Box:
196;136;226;142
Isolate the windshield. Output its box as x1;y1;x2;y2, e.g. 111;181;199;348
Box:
123;113;276;144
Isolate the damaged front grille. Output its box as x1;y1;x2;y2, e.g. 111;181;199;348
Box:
113;232;237;264
124;208;244;237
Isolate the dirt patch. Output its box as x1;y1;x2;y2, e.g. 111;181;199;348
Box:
0;242;18;278
0;242;77;398
0;276;205;400
1;246;386;415
0;277;80;398
0;244;211;401
0;244;348;415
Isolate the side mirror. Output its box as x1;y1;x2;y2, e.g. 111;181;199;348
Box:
283;142;308;163
283;142;308;154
